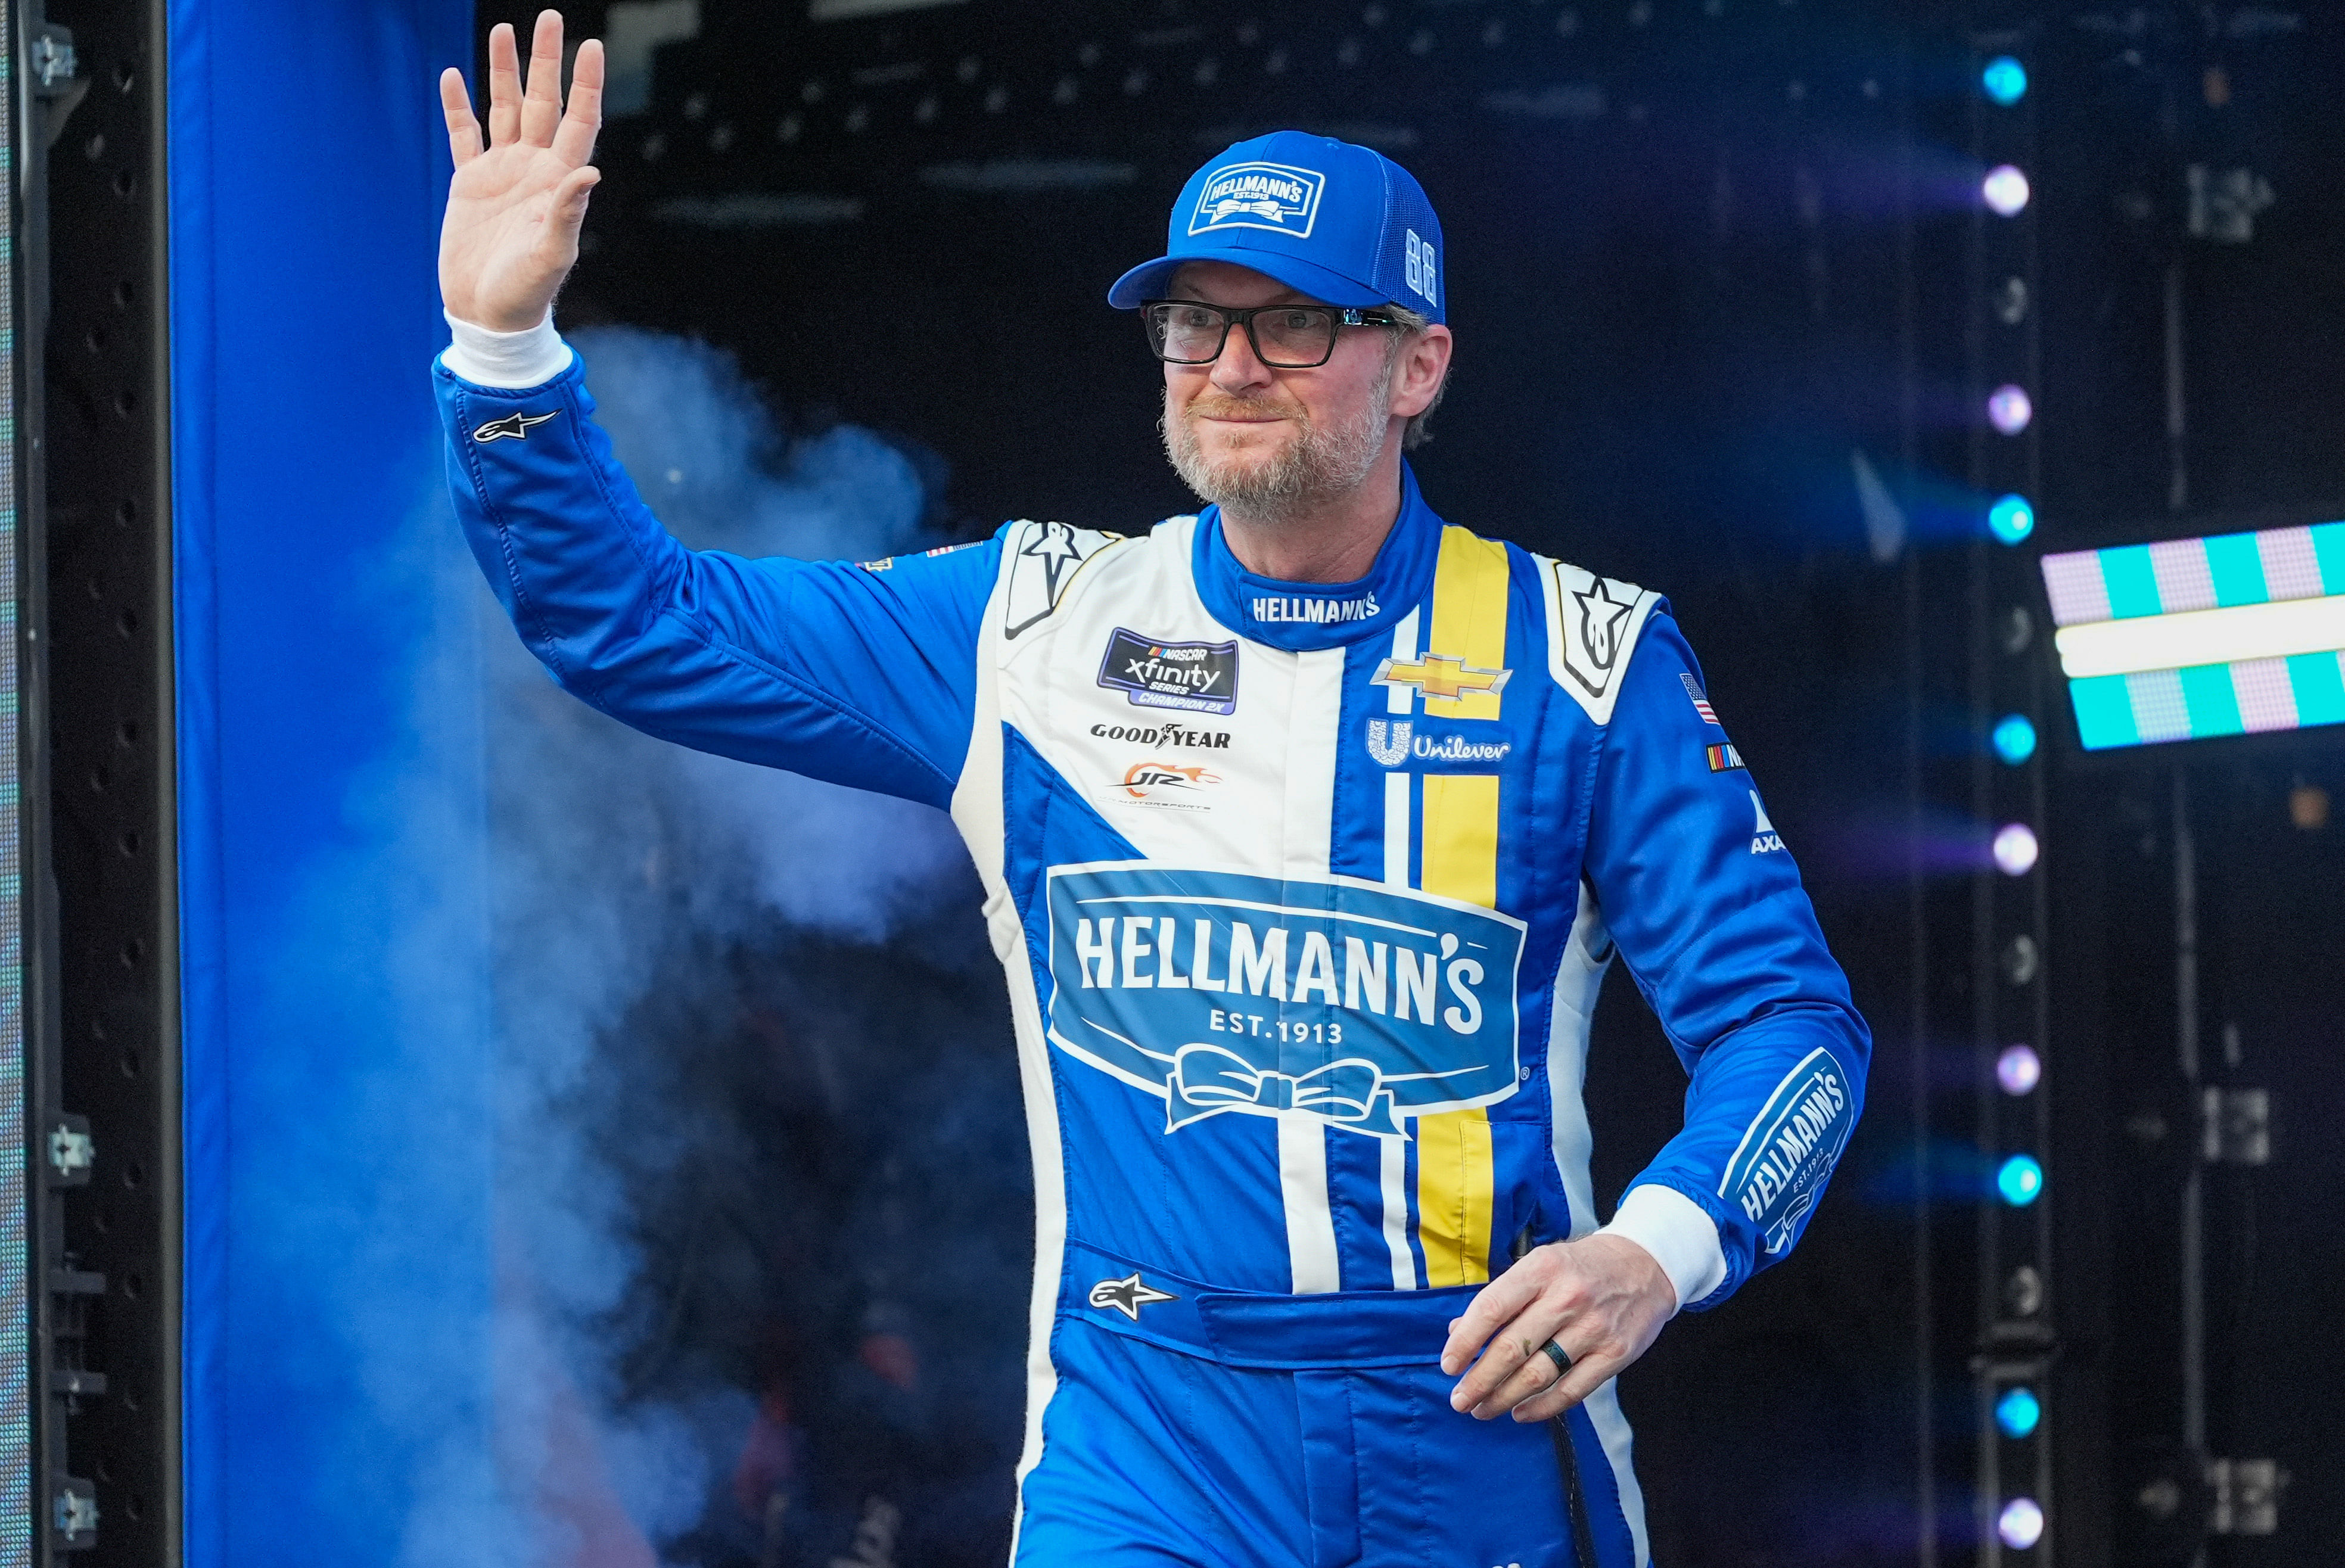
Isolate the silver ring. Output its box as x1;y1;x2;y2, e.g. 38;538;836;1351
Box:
1542;1339;1573;1376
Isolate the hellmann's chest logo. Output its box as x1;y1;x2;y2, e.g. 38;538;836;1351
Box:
1044;864;1526;1139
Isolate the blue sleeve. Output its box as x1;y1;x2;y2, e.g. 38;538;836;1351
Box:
436;351;997;810
1582;607;1873;1308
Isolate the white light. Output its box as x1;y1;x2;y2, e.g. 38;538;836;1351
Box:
1998;1497;2045;1549
2053;595;2345;678
1993;823;2039;876
1997;1044;2042;1096
1989;385;2033;435
1983;164;2031;216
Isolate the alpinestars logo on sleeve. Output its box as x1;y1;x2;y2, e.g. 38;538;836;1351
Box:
1088;1272;1179;1320
471;410;556;443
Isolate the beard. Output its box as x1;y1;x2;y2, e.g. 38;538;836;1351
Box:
1160;373;1392;519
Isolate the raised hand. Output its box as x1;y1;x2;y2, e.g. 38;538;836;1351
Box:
438;11;604;331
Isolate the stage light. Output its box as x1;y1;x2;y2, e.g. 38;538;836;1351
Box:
1992;823;2038;876
1996;1385;2042;1439
1996;1044;2042;1096
1998;1496;2045;1549
2039;521;2345;748
1989;494;2035;545
1992;714;2038;764
1997;1154;2044;1206
1989;384;2033;435
1983;57;2029;105
1983;164;2031;216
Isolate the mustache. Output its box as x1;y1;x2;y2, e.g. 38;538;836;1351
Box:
1178;391;1310;425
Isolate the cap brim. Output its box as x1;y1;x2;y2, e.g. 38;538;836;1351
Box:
1108;247;1388;310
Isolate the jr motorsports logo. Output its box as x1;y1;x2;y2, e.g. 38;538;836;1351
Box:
1045;864;1525;1138
1097;629;1239;716
1188;161;1326;238
1719;1048;1854;1255
1115;760;1222;809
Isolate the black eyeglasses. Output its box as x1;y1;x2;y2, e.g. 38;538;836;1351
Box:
1143;300;1401;369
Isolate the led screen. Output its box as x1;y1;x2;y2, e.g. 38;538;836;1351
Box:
0;10;32;1562
2041;522;2345;749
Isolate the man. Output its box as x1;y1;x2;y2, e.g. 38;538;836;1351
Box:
435;14;1870;1567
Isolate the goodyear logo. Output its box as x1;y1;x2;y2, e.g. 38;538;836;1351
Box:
1718;1049;1854;1255
1046;863;1525;1138
1188;161;1327;238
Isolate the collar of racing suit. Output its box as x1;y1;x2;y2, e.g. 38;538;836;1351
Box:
1187;459;1445;652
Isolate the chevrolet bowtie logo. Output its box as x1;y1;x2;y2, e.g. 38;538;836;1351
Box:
471;410;556;443
1371;653;1512;702
1087;1271;1179;1321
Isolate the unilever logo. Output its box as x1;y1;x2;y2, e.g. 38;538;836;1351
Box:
1046;863;1525;1138
1187;161;1327;238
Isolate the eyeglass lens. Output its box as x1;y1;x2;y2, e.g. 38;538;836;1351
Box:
1147;303;1340;368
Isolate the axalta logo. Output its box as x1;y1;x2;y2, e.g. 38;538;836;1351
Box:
1750;791;1785;854
1364;720;1513;769
1118;760;1221;805
1251;592;1379;627
1188;161;1326;238
1090;723;1231;749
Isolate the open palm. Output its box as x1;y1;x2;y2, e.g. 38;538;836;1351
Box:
438;11;603;332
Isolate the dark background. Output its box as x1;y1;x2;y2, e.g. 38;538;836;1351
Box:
450;3;2345;1563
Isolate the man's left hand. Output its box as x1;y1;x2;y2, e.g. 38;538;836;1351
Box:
1439;1234;1677;1422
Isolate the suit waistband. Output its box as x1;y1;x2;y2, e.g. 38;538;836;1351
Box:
1059;1239;1480;1371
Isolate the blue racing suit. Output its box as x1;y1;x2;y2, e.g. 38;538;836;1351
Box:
438;344;1871;1568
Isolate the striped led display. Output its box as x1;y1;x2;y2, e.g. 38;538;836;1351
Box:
2040;521;2345;748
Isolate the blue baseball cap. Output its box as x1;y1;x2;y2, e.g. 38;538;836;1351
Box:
1108;130;1446;324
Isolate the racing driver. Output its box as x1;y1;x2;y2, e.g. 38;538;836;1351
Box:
434;15;1872;1567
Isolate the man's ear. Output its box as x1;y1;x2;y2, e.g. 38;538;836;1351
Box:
1392;325;1454;418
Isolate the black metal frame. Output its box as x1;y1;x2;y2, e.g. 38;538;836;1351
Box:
29;0;177;1560
1143;299;1401;368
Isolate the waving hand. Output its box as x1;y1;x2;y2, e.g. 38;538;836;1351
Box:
438;11;603;331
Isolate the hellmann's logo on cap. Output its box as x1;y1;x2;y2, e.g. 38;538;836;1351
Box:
1189;161;1326;238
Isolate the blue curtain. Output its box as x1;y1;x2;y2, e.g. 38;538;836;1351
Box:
170;3;483;1561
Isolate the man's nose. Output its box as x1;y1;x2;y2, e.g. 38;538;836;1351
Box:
1210;321;1276;396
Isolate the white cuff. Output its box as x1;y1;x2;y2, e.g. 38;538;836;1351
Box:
440;309;573;389
1600;1184;1728;1312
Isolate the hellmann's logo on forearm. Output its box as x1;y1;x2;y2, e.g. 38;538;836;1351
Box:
1044;864;1526;1138
1719;1048;1855;1255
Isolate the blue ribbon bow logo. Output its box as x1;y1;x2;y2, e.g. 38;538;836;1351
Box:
1167;1043;1402;1135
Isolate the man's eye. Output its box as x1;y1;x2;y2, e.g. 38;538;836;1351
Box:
1171;307;1219;330
1277;311;1316;331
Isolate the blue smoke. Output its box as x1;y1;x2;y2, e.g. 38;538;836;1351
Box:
243;328;988;1566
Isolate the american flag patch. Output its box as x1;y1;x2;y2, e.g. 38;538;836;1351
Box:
1681;673;1720;724
1706;743;1744;771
